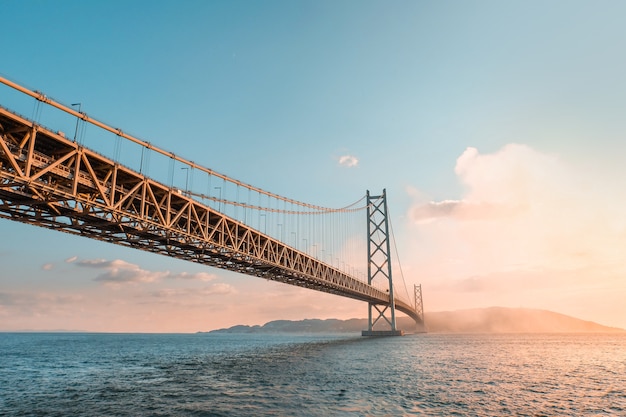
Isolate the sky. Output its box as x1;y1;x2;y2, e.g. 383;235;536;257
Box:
1;0;625;332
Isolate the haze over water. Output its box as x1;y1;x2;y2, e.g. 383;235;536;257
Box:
1;332;624;416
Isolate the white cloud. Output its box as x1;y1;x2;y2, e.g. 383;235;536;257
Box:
171;271;217;282
65;256;78;263
338;154;359;168
151;283;236;299
74;258;218;285
0;291;84;317
408;143;622;271
42;263;54;271
77;259;164;284
410;199;527;223
405;143;626;326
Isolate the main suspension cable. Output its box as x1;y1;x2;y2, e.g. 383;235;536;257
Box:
0;74;360;212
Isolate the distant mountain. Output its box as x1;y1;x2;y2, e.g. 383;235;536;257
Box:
424;307;624;333
207;318;370;334
206;307;624;334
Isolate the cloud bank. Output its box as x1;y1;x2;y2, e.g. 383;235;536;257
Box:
75;258;217;285
407;144;626;327
150;284;236;299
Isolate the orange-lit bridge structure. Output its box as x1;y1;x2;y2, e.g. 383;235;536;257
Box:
0;76;424;334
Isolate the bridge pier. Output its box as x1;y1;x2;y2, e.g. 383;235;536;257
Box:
361;330;404;337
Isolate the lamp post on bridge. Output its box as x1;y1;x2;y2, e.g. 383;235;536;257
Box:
71;103;81;143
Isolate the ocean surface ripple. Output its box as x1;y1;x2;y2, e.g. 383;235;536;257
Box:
1;333;624;416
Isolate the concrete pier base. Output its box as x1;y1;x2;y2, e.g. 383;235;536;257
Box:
361;330;405;337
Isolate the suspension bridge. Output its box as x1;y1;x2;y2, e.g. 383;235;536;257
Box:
0;76;424;335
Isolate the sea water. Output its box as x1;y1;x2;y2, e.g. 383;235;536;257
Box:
0;332;624;416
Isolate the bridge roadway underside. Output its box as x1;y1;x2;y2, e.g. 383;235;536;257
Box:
0;107;421;323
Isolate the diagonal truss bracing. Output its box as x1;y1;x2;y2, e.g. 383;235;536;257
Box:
0;106;421;321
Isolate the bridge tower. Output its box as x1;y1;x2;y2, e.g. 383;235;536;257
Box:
362;189;404;336
414;284;426;332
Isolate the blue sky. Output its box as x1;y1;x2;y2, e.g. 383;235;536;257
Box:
1;1;625;331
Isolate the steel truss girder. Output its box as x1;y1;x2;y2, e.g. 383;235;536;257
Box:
0;106;420;316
